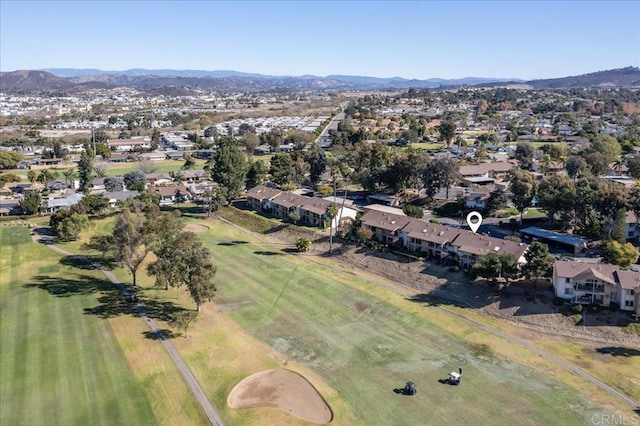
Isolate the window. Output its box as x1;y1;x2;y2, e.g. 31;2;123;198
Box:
625;300;634;308
610;292;617;301
564;287;573;295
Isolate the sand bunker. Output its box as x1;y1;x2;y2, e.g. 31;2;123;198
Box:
228;369;333;423
184;223;209;233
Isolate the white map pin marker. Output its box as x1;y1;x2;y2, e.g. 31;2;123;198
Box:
466;211;483;234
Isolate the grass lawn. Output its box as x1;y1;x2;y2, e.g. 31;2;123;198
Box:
0;226;204;425
0;227;157;425
524;207;548;218
55;214;634;424
407;142;443;151
177;219;613;425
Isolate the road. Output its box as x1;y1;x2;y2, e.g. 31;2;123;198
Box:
315;101;349;146
41;239;224;426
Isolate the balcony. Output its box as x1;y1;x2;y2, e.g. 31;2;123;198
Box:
575;284;605;293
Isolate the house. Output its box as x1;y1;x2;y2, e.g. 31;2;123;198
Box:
298;197;332;227
449;231;528;270
0;199;20;216
360;210;414;245
145;173;173;186
463;191;490;210
182;170;206;183
270;192;308;221
254;144;272;155
399;219;459;260
152;185;190;205
43;193;84;213
139;152;166;162
109;153;129;163
246;185;283;212
107;138;151;152
91;178;106;192
553;260;640;314
103;190;139;207
459;161;516;181
165;151;185;161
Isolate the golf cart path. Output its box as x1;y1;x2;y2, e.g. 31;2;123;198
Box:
43;242;224;426
215;215;640;412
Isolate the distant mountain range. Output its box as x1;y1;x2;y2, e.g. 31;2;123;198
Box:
0;67;638;93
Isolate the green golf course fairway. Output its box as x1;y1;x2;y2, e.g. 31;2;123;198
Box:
0;227;156;426
196;220;610;425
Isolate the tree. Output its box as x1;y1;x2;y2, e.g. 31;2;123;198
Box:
590;135;622;165
245;159;268;189
37;169;58;184
627;155;640;180
536;174;575;226
170;311;198;339
62;168;76;188
508;168;537;224
78;194;109;215
387;150;429;192
305;146;327;186
485;188;508;215
437;120;456;146
422;158;460;199
326;202;339;254
27;170;37;183
78;149;94;193
602;240;639;269
146;209;186;290
211;138;247;202
0;151;23;169
124;171;147;191
112;207;149;287
93;162;107;178
269;152;294;185
0;172;20;187
104;176;125;192
182;156;196;170
49;209;91;241
565;155;588;180
522;241;554;285
514;142;534;170
473;253;519;286
178;232;217;312
611;208;627;244
402;204;424;218
296;237;311;252
288;211;301;224
19;191;42;215
81;234;116;259
585;151;609;176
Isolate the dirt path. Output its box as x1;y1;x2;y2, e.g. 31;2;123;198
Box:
214;216;640;412
37;234;224;426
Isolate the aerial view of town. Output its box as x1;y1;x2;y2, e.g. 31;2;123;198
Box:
1;1;639;425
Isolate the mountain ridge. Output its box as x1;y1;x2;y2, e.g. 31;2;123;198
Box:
1;67;638;93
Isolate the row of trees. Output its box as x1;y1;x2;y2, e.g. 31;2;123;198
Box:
84;205;217;311
473;241;555;286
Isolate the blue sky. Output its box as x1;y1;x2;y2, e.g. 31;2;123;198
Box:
1;1;638;79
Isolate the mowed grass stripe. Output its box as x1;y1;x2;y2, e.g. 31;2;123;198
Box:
0;228;157;426
204;222;608;425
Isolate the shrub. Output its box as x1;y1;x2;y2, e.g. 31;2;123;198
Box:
295;237;311;252
553;297;565;306
571;304;583;314
608;302;619;312
429;218;440;224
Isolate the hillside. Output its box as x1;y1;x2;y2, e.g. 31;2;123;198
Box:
527;66;640;89
1;67;638;93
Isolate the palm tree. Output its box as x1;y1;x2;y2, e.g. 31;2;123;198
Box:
63;168;76;188
325;202;339;254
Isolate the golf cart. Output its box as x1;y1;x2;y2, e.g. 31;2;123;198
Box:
404;381;417;395
448;368;462;385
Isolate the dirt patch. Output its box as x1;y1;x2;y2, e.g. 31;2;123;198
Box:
228;368;332;424
184;223;209;233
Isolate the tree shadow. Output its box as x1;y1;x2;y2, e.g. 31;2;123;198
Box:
254;250;283;256
28;273;113;298
142;329;181;340
264;223;288;235
59;255;116;271
281;248;299;254
217;240;249;246
596;347;640;357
